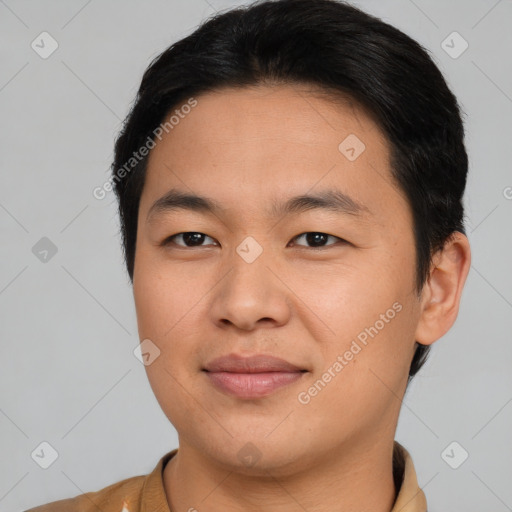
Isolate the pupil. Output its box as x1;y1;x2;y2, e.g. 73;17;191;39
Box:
307;232;327;246
185;232;204;246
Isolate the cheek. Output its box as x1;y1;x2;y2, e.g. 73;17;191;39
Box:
287;256;408;339
133;272;166;340
133;259;210;431
296;304;416;439
143;360;211;444
133;254;213;403
133;251;206;339
291;253;417;407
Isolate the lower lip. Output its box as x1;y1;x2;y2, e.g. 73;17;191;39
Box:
204;371;304;398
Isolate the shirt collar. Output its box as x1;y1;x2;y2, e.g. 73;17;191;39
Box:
391;442;428;512
141;441;427;512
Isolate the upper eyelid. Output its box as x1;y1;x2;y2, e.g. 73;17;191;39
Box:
292;233;342;245
165;232;218;246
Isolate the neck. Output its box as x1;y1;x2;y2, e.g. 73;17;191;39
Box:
163;435;398;512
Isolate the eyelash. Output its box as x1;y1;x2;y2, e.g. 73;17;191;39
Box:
161;231;347;250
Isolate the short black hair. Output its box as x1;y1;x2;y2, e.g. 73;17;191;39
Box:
112;0;468;380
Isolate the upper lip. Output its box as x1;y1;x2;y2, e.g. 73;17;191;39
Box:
203;354;304;373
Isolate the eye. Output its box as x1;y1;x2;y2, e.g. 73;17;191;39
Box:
290;232;346;249
161;231;346;249
162;232;218;248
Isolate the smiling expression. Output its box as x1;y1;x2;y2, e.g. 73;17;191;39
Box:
132;84;423;473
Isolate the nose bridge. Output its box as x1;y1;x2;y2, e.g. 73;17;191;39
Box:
210;234;290;329
228;233;274;304
233;235;271;290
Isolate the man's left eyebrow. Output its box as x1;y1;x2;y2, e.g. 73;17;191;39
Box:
270;189;372;218
146;187;372;223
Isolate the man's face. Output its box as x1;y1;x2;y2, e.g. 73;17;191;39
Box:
133;85;422;473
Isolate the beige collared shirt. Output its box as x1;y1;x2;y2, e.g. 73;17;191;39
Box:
26;441;427;512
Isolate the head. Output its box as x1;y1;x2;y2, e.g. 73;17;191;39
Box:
112;0;470;472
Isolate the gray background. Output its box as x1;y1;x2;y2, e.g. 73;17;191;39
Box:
1;0;511;510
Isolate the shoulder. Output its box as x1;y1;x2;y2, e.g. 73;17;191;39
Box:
24;449;177;512
24;472;146;512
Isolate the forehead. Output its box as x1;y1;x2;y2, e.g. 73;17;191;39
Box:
140;84;408;224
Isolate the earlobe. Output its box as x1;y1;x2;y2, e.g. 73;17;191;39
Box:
414;232;471;346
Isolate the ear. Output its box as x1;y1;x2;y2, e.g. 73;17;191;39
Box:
414;232;471;346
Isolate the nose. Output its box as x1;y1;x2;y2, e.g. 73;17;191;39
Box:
208;242;292;331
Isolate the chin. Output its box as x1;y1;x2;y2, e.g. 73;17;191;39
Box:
194;433;311;476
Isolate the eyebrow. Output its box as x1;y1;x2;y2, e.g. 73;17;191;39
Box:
146;187;372;223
